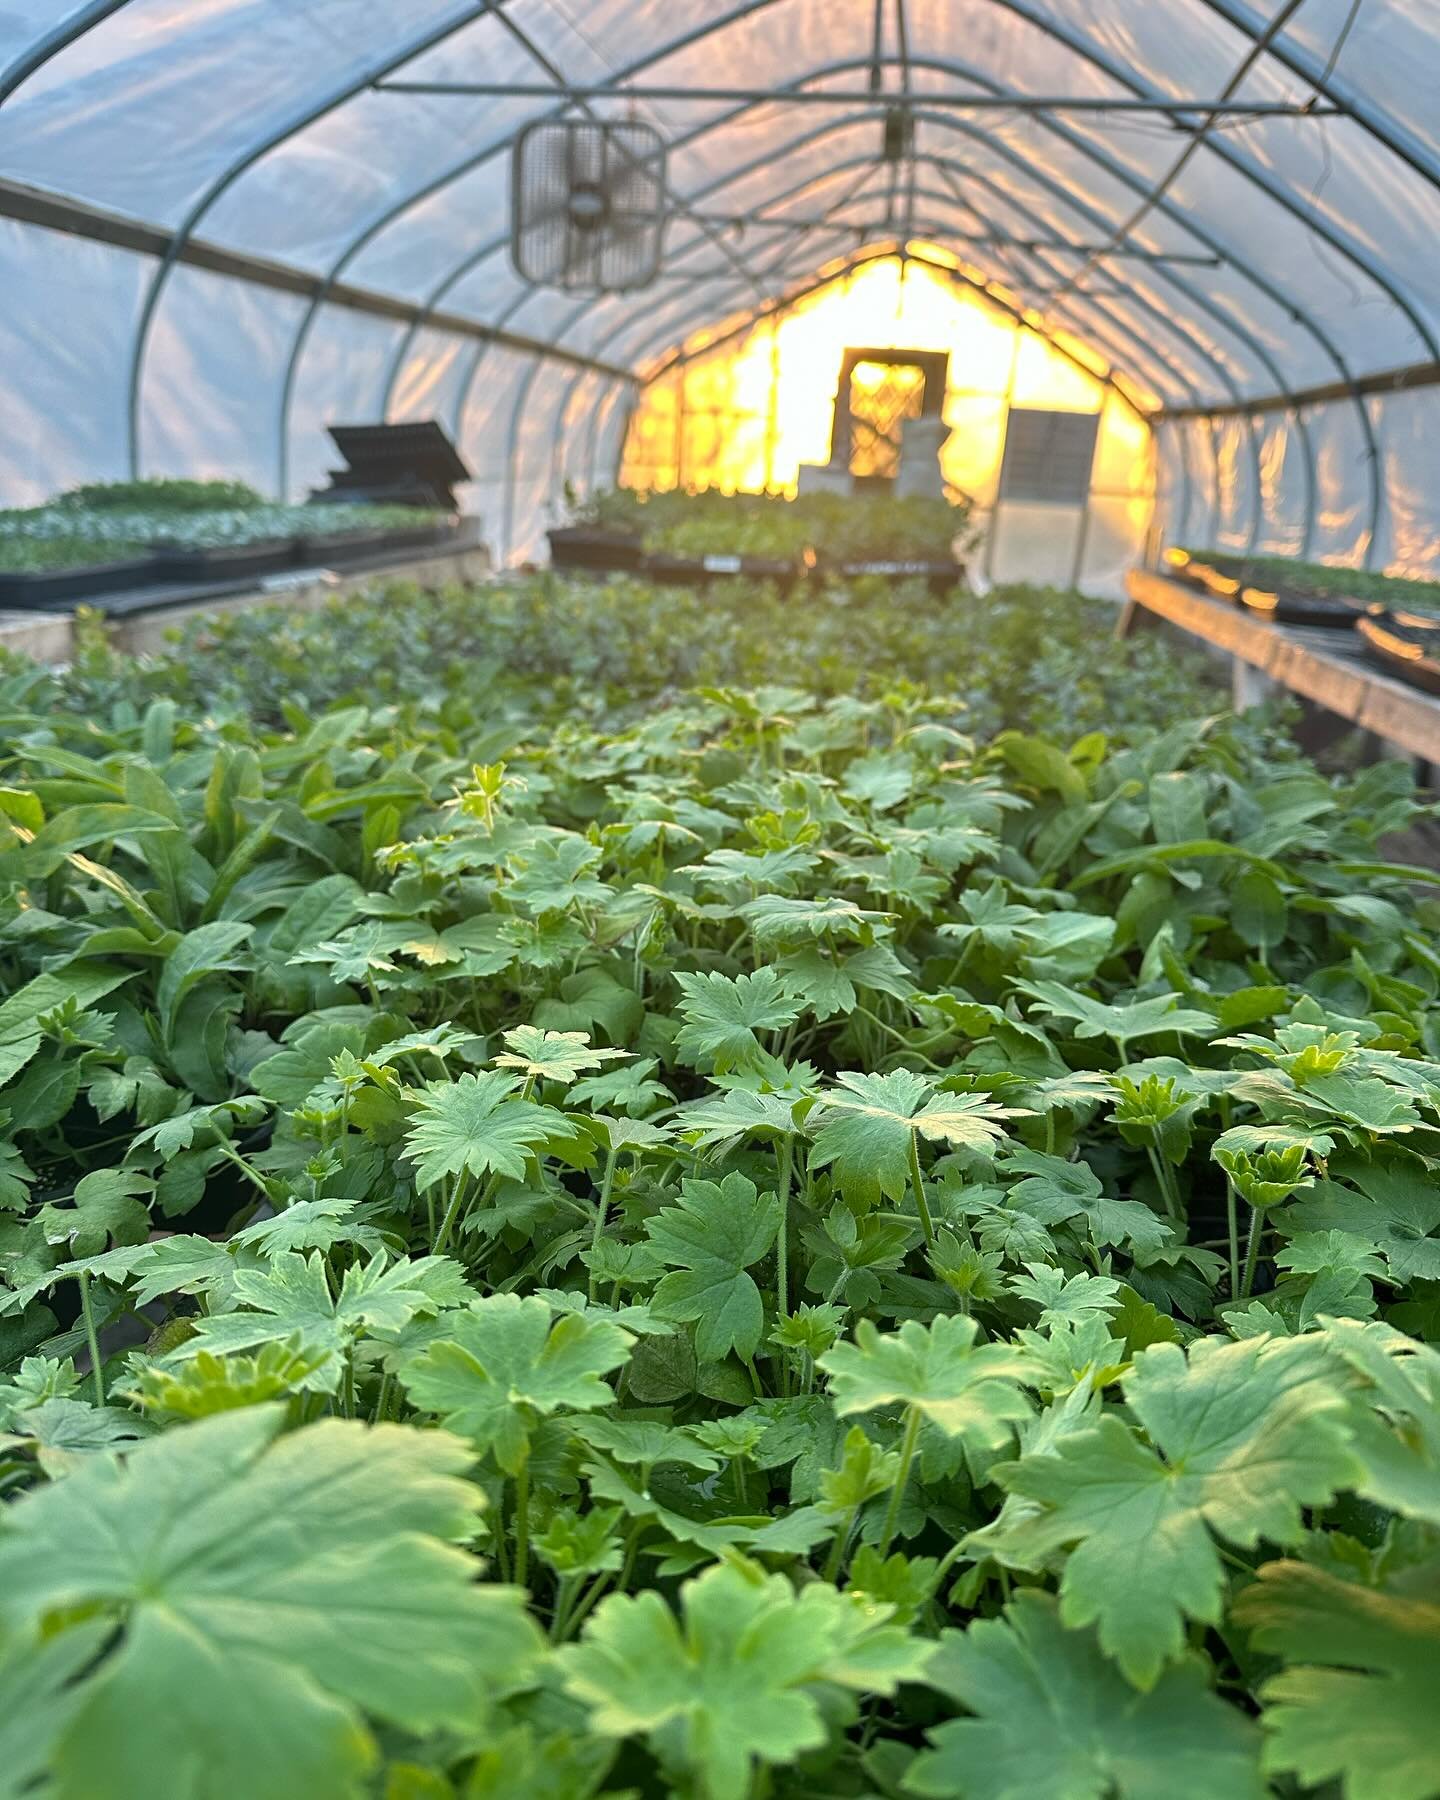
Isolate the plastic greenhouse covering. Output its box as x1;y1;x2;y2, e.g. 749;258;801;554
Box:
2;1;1439;582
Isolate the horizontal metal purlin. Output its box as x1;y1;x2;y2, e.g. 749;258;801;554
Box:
0;177;636;384
373;79;1340;116
1159;360;1440;418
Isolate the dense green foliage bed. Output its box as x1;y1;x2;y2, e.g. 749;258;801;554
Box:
0;572;1436;1799
0;477;448;570
570;489;972;561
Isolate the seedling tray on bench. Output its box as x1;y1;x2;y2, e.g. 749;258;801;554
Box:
818;553;966;591
0;555;160;611
641;549;803;586
1238;583;1364;628
547;525;644;573
151;538;298;581
1356;609;1440;695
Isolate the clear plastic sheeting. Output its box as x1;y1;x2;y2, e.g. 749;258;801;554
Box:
0;0;1436;576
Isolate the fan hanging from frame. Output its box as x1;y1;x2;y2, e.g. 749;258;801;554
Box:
511;119;668;292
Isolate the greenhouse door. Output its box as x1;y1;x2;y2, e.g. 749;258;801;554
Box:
832;348;949;491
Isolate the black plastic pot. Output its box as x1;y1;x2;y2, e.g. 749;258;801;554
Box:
547;524;644;573
151;537;298;581
1357;609;1440;694
0;554;159;610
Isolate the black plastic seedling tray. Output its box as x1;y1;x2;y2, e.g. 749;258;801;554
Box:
1357;609;1440;695
151;538;298;581
641;549;803;585
0;555;160;611
822;554;966;590
1238;583;1364;628
547;525;644;573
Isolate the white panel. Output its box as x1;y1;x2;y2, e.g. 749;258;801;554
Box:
140;266;304;494
1371;389;1440;580
0;221;144;504
0;0;471;225
1305;398;1373;568
284;309;407;502
1254;413;1307;558
1212;415;1254;552
389;328;471;430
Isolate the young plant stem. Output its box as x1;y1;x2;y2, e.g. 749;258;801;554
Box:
774;1135;793;1393
1225;1179;1241;1298
371;1371;392;1424
877;1403;922;1559
1144;1145;1180;1223
907;1131;936;1249
1240;1207;1265;1300
587;1146;620;1303
513;1462;531;1591
430;1167;472;1257
76;1269;105;1406
823;1503;860;1584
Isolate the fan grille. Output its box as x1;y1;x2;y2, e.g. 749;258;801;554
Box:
512;120;667;292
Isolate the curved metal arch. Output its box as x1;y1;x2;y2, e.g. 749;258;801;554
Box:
378;12;1436;392
411;47;1351;459
273;27;1364;497
0;0;130;106
435;161;897;454
271;0;790;496
1190;0;1440;196
522;231;1181;522
979;0;1438;368
887;100;1353;558
543;146;1306;559
585;189;1199;413
584;104;1319;525
446;82;1289;414
563;214;1269;558
124;1;502;478
379;46;1289;415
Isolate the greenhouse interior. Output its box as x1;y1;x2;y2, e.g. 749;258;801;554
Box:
2;4;1440;1798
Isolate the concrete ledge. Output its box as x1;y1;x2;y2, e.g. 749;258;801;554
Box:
0;543;493;665
0;609;77;664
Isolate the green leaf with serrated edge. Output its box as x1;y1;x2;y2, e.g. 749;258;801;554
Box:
171;1252;470;1392
672;968;803;1073
808;1069;1018;1206
399;1293;630;1472
559;1558;932;1800
1235;1560;1440;1800
493;1024;629;1083
907;1591;1263;1800
989;1333;1362;1688
821;1314;1029;1448
0;1407;541;1800
646;1171;781;1362
404;1070;578;1190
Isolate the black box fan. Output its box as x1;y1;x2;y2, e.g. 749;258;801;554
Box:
511;118;667;292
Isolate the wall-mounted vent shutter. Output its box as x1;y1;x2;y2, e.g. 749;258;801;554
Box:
998;408;1100;503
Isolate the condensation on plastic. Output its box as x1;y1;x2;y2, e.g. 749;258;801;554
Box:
1;0;1439;570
